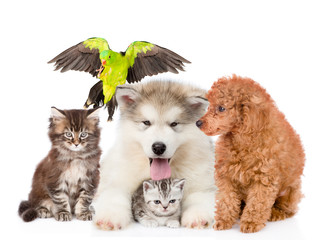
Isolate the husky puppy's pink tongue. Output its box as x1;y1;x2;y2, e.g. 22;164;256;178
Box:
150;158;171;180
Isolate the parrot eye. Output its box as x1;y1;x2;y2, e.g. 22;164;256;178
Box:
109;56;111;59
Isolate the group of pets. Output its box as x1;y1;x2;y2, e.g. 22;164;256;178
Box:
18;38;305;234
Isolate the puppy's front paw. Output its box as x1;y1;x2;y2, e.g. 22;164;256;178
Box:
181;207;212;229
93;207;130;231
240;221;265;233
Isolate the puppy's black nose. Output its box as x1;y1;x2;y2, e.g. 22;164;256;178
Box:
196;120;203;128
152;142;166;155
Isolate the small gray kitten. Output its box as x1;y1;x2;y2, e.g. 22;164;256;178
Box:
132;178;185;228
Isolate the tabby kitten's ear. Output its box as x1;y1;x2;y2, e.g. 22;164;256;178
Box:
172;178;185;191
51;107;65;123
87;107;101;123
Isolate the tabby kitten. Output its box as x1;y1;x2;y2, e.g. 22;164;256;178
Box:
132;178;185;228
18;107;102;222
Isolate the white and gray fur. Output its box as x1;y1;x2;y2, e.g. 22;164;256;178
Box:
132;178;185;228
93;80;216;230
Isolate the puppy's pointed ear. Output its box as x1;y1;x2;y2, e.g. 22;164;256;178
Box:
172;178;185;192
50;107;65;123
186;96;209;119
116;85;139;108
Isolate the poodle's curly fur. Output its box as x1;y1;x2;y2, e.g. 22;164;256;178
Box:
198;75;305;233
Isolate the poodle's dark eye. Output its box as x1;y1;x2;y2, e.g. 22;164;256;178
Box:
170;122;178;127
142;120;151;126
218;106;226;112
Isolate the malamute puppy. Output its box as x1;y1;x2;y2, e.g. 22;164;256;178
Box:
93;80;216;230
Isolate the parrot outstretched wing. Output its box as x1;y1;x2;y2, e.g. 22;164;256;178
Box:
48;37;110;77
124;41;191;83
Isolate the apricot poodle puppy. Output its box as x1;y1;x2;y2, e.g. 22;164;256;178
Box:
197;75;305;233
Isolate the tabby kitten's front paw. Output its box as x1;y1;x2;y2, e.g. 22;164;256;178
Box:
76;210;93;221
55;211;72;221
141;219;158;228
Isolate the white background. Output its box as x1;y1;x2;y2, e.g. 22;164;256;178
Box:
1;0;330;239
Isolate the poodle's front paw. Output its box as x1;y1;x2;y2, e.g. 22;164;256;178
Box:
213;220;233;230
181;207;212;229
269;207;294;222
240;221;265;233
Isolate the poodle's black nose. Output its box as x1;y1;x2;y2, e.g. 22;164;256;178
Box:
152;142;166;155
196;120;203;128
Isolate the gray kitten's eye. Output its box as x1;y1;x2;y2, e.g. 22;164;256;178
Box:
154;200;161;204
64;132;73;138
169;199;176;203
80;132;88;139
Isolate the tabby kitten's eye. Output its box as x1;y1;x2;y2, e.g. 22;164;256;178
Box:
169;199;176;203
154;200;161;204
80;132;88;139
64;132;73;138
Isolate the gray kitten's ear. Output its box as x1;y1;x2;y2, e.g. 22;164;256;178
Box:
51;107;65;122
172;178;185;191
115;85;140;108
87;107;101;123
143;180;154;194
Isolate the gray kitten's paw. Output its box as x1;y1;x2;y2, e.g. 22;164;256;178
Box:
141;219;158;228
55;211;72;221
166;220;180;228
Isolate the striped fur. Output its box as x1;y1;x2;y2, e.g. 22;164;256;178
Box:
18;108;101;222
132;178;185;228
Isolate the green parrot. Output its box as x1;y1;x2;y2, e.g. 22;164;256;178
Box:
48;37;190;121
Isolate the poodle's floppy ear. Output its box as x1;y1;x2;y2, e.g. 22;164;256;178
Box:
240;96;268;133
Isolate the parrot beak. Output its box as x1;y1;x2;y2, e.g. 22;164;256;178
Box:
102;60;106;66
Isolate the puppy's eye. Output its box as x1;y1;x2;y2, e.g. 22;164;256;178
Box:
169;199;176;203
218;106;226;112
154;200;161;204
170;122;178;127
64;132;73;138
142;121;151;126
